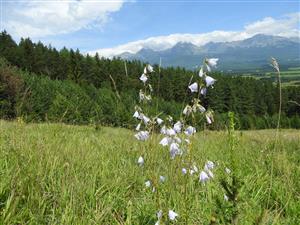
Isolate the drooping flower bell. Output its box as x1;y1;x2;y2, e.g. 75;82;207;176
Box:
199;66;204;77
168;210;178;221
137;156;144;166
184;126;196;136
205;58;219;72
205;76;216;87
199;171;209;183
188;82;198;93
134;131;149;141
139;73;148;84
173;121;182;133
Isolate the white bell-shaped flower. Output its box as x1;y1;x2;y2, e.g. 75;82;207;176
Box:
166;128;176;136
159;176;166;183
188;82;198;93
183;105;192;116
133;111;139;118
134;131;149;141
205;76;216;87
137;156;144;166
200;87;207;96
145;180;151;188
204;161;215;170
147;64;154;73
206;58;219;68
206;114;213;124
160;125;167;135
173;121;182;133
193;103;206;113
199;171;209;183
140;73;148;83
141;114;150;124
182;168;187;175
170;143;181;159
135;123;141;131
168;210;178;221
199;66;204;77
184;126;196;136
159;137;170;146
156;118;163;125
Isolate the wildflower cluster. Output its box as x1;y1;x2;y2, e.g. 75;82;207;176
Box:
133;58;220;223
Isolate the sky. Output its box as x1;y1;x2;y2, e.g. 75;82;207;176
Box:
1;0;299;57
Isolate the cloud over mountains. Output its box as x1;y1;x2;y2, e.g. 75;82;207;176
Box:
91;13;300;57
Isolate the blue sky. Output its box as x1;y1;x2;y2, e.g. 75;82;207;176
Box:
1;0;299;55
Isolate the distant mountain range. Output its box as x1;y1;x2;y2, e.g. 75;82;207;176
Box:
118;34;300;72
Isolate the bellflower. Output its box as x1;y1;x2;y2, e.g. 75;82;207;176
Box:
159;176;166;183
133;111;140;118
206;58;219;68
168;210;178;221
159;137;170;146
170;143;181;159
173;121;182;133
205;76;216;87
140;73;148;83
136;123;141;131
166;128;176;136
200;87;207;96
206;113;214;124
199;171;209;183
141;114;150;124
183;105;192;116
156;118;163;125
145;180;151;188
184;126;196;136
138;156;144;166
135;131;149;141
199;66;204;77
188;82;198;93
205;161;215;170
193;103;206;113
147;64;154;73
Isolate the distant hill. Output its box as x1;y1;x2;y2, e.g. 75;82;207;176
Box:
118;34;300;72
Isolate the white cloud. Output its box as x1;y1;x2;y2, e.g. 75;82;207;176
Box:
3;0;124;38
244;13;300;37
91;12;300;58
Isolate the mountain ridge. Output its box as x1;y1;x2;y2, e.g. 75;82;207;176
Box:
117;34;300;71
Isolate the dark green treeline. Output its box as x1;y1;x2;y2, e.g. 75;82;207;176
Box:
1;31;300;129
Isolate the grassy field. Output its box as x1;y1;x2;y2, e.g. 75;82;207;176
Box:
0;120;299;224
241;68;300;86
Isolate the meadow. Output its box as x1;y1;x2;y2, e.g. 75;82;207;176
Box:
1;120;299;224
241;67;300;87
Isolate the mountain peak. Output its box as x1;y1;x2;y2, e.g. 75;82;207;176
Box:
118;34;300;71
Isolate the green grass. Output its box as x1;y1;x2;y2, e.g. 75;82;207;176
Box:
0;120;300;224
241;68;300;86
